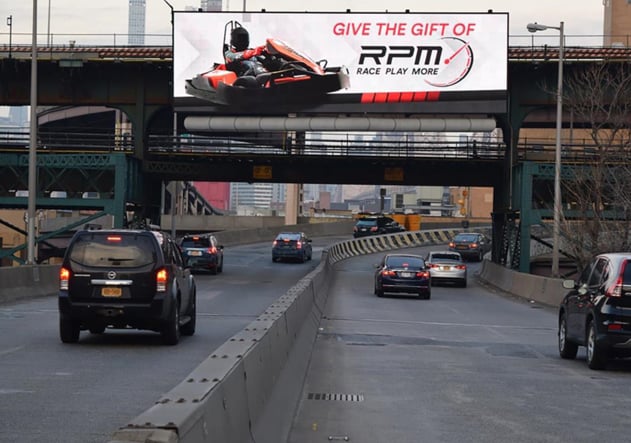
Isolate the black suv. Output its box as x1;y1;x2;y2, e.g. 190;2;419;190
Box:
353;216;405;238
58;228;196;345
558;252;631;369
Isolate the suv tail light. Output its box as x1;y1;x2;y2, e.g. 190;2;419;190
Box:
296;241;302;249
448;242;455;248
156;268;168;292
207;246;217;254
60;267;71;290
607;276;623;298
606;260;629;298
272;240;278;247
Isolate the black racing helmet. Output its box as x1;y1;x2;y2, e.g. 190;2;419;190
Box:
230;27;249;51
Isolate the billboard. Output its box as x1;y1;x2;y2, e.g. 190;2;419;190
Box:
173;11;507;110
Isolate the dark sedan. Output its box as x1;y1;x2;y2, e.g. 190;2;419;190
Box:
448;232;491;261
374;253;431;299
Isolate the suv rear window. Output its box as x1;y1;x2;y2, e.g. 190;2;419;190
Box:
67;232;157;268
181;237;211;248
356;219;377;226
276;233;301;241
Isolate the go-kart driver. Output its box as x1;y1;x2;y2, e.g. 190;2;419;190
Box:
224;26;269;78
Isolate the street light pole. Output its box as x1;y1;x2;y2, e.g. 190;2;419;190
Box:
27;0;38;264
527;21;564;277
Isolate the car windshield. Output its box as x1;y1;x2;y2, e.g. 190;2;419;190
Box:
68;232;156;268
455;234;478;242
431;253;461;261
386;256;424;269
181;237;210;248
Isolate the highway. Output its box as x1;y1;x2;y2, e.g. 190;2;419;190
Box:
4;237;631;442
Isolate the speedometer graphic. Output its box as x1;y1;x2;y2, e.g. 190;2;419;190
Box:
425;37;474;88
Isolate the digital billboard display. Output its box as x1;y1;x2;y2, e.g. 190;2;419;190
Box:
173;11;507;112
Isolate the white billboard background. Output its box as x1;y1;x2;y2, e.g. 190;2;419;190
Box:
173;12;507;99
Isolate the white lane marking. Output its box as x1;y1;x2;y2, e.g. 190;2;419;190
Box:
0;346;23;356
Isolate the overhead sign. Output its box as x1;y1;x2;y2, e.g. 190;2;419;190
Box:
173;11;507;107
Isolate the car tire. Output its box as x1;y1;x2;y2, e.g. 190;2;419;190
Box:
210;264;218;275
376;288;384;297
558;315;578;360
161;299;181;346
181;291;196;337
218;258;223;273
422;290;431;300
60;316;80;343
586;320;608;370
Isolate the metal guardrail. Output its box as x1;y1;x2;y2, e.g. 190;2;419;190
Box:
3;131;628;163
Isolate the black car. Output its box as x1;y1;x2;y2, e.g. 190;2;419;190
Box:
353;216;406;238
558;252;631;369
448;232;491;261
179;233;224;274
272;232;313;262
374;253;431;299
58;228;196;345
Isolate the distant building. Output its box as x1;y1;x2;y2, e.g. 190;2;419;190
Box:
604;0;631;46
200;0;222;11
128;0;146;45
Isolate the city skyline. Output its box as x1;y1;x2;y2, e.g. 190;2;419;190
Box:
1;1;605;46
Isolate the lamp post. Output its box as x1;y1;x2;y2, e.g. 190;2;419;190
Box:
6;16;12;58
27;0;38;264
527;21;564;277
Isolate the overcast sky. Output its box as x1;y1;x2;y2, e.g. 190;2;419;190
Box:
1;1;606;46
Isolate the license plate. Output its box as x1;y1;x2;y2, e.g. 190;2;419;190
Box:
189;250;202;256
442;266;451;271
400;272;413;278
101;287;122;297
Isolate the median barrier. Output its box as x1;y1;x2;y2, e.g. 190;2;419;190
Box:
0;264;59;305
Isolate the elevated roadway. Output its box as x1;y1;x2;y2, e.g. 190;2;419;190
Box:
2;229;631;443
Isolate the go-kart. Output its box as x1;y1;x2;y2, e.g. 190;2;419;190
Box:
185;25;350;106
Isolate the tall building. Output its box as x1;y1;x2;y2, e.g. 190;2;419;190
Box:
604;0;631;46
128;0;146;45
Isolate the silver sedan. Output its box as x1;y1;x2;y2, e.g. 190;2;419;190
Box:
426;250;467;288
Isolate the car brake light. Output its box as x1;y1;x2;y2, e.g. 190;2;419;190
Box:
60;267;70;290
456;265;467;270
370;226;378;232
416;271;430;278
107;235;122;242
156;268;168;292
608;323;624;331
207;247;217;254
470;243;479;249
448;242;455;248
273;240;278;246
427;263;437;268
296;241;302;249
382;270;396;276
607;275;624;298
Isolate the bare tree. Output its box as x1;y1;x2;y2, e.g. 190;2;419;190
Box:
558;61;631;269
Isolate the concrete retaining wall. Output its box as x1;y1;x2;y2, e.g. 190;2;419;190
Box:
478;259;565;307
